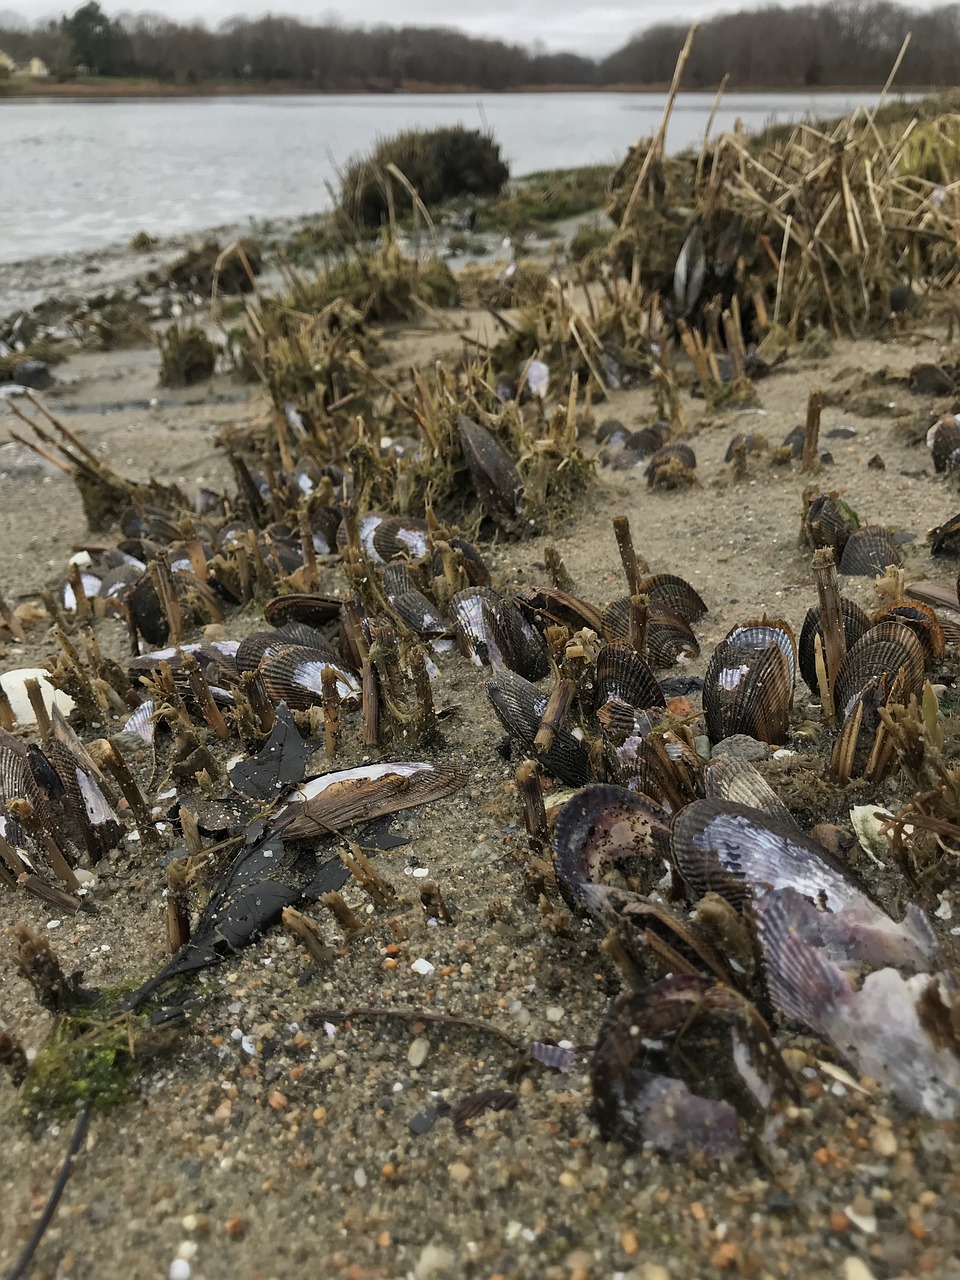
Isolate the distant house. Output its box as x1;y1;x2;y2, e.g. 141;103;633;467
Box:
24;57;50;78
0;49;16;75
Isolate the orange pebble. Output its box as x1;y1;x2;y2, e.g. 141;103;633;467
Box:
691;1201;706;1221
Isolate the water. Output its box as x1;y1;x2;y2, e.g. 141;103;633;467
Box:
0;90;906;264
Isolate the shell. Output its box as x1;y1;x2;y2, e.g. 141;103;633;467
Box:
672;223;705;319
871;602;944;667
389;590;449;640
613;730;704;812
805;494;858;555
704;757;795;826
636;574;708;623
723;618;797;689
514;585;605;635
724;432;766;463
838;525;903;576
490;597;551;680
631;422;672;456
927;416;960;472
671;798;867;912
702;634;792;746
551;784;671;910
646;614;700;668
595;418;629;446
781;424;805;457
452;587;504;667
263;593;343;629
930;512;960;558
272;623;342;665
338;514;430;564
594;643;664;717
457;414;523;522
909;363;956;395
236;630;286;676
834;620;926;714
430;536;492;588
486;668;591;787
259;644;361;708
798;596;872;694
381;563;418;598
645;443;696;487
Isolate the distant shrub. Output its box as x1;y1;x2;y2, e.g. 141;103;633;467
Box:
569;223;614;263
340;126;509;228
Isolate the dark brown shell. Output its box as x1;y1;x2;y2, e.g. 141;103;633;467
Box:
838;526;902;576
259;644;361;709
871;602;944;667
798;596;872;694
452;586;503;666
909;363;956;395
515;585;604;635
594;643;664;717
612;730;704;812
704;757;795;826
595;418;629;445
782;424;805;457
236;630;286;676
381;562;418;598
631;422;672;456
724;433;766;463
486;669;591;787
490;597;551;681
636;574;708;623
703;631;793;746
646;614;700;668
930;512;960;558
551;784;671;910
264;593;343;629
805;494;858;555
338;514;430;563
457;414;523;522
389;590;448;639
272;623;341;664
834;620;925;714
927;416;960;473
645;443;696;487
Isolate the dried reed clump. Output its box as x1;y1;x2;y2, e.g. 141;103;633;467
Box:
458;259;552;308
165;238;263;295
157;324;218;387
608;93;960;338
339;125;509;229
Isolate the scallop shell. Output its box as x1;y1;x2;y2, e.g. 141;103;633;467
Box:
551;784;671;910
486;668;591;787
702;635;792;746
646;614;700;668
927;416;960;473
838;526;903;576
671;798;868;912
259;644;361;708
636;574;708;623
909;363;956;395
263;593;343;629
805;494;858;555
797;597;872;694
834;620;925;714
871;602;944;667
594;643;664;717
457;414;523;522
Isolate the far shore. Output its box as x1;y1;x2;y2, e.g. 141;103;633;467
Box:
0;76;935;101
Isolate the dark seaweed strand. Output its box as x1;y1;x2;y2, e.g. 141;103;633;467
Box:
4;1101;92;1280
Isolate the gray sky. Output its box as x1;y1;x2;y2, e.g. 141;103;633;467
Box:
5;1;771;56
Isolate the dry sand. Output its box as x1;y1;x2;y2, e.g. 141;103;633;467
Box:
2;272;960;1280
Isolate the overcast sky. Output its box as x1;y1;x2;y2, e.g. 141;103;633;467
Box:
2;0;797;57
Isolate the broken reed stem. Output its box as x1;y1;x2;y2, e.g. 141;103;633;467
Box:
321;666;341;758
613;515;648;594
179;806;204;856
241;670;276;736
544;546;575;594
8;798;80;893
298;507;318;590
180;517;208;582
70;566;92;622
800;388;822;473
0;588;26;642
515;760;548;852
773;214;793;329
165;858;192;954
0;683;15;731
183;653;230;741
629;594;650;658
340;840;397;909
362;657;379;747
282;906;336;964
88;739;158;843
23;679;51;746
150;552;182;647
313;1004;524;1052
322;890;364;937
534;678;576;754
420;879;454;924
812;547;846;714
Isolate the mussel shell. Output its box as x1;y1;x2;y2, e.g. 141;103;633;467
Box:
98;563;144;601
724;433;766;462
838;526;903;576
486;669;591;786
551;784;671;910
671;798;867;911
645;443;696;486
909;363;956;395
236;630;286;676
452;587;503;666
457;413;523;522
589;891;741;988
129;571;196;646
723;617;797;688
260;644;360;708
797;596;871;695
595;418;628;445
927;416;960;472
631;422;672;456
871;602;944;667
702;639;792;746
782;425;805;457
805;494;857;555
636;574;707;623
834;620;925;712
646;614;700;668
704;757;795;826
390;589;448;639
382;563;418;598
515;585;605;635
930;512;960;558
594;643;664;716
272;623;342;664
430;536;492;588
263;594;342;629
491;597;551;680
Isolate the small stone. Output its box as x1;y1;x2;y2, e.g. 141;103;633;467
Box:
407;1036;430;1068
639;1267;670;1280
411;957;435;976
545;1006;564;1024
224;1214;246;1239
558;1170;577;1189
711;734;770;762
414;1244;454;1279
354;1166;368;1188
842;1260;877;1280
620;1229;639;1255
267;1090;287;1111
168;1262;191;1280
447;1161;472;1183
408;1106;439;1136
870;1124;897;1157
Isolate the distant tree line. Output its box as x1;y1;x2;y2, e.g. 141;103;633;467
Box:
1;0;959;88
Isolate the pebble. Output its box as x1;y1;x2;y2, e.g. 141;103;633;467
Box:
870;1123;897;1157
712;734;771;761
545;1006;564;1024
447;1161;472;1183
414;1244;454;1278
842;1260;877;1280
354;1166;368;1188
411;957;435;976
407;1036;430;1068
168;1262;191;1280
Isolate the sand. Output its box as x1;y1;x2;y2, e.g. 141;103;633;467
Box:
2;244;960;1280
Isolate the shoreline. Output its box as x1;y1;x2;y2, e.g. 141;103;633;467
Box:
0;77;936;101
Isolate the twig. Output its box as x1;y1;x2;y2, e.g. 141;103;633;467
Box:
313;1006;523;1051
4;1101;91;1280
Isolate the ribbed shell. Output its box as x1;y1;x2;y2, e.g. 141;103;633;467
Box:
594;643;664;716
702;637;792;746
834;621;925;713
871;602;944;667
723;618;797;688
671;798;868;911
645;443;696;486
910;363;956;395
636;574;708;623
631;422;672;456
551;784;671;910
704;758;795;826
514;585;605;635
381;562;418;598
724;432;766;462
236;630;286;676
452;587;504;667
259;644;361;708
390;590;448;639
263;593;343;628
927;416;960;473
930;513;960;558
490;597;551;680
486;669;591;787
838;525;902;576
457;414;523;522
798;597;872;694
647;615;700;668
805;494;858;555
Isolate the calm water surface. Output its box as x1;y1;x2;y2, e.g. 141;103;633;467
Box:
0;91;904;264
